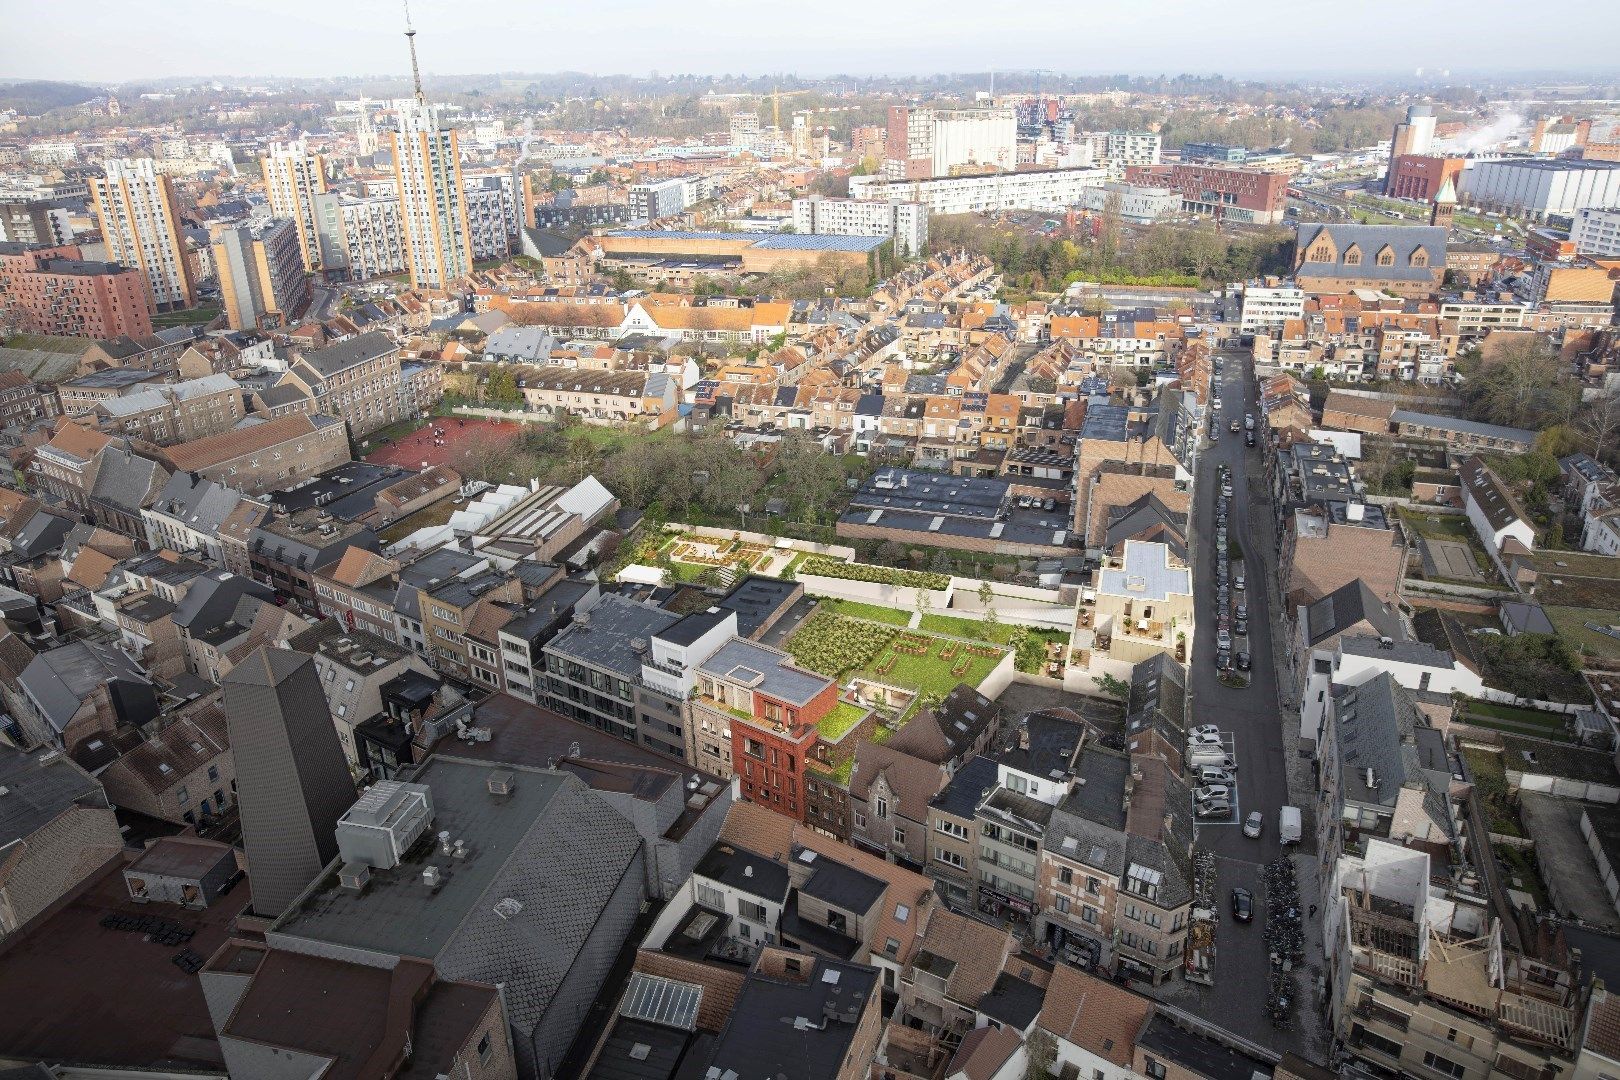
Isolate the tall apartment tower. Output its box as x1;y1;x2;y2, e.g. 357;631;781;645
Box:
223;647;356;918
212;218;311;330
391;103;473;289
260;141;328;272
89;158;195;310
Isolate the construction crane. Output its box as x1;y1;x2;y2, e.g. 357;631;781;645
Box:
768;87;814;129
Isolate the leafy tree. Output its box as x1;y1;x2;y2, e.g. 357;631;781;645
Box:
484;368;522;404
1093;673;1130;700
1026;1028;1058;1080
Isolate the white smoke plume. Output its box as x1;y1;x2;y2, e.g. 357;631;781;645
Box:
1443;112;1525;154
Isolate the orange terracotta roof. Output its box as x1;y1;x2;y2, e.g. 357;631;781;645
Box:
44;421;112;461
1038;963;1152;1065
163;416;326;471
327;547;396;589
65;547;117;591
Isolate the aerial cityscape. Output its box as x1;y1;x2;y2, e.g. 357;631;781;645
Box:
4;3;1620;1078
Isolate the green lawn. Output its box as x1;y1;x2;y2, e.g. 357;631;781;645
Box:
567;424;675;451
859;637;1004;702
821;598;915;626
1464;700;1568;728
152;305;220;328
0;332;89;353
1545;606;1620;666
1462;747;1522;838
818;701;870;741
784;615;1006;703
918;612;1071;649
1397;508;1473;542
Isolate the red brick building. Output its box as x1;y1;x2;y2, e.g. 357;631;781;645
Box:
1384;155;1466;202
0;242;152;339
1125;163;1288;224
696;638;840;825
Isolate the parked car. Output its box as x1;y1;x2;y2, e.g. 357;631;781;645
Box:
1196;799;1232;818
1236;603;1247;619
1245;432;1256;447
1194;785;1231;803
1216;628;1231;649
1244;811;1263;839
1235;573;1245;590
1236;617;1248;635
1237;651;1252;671
1231;887;1254;922
1222;483;1233;497
1189;725;1222;741
1198;766;1236;786
1230;419;1240;433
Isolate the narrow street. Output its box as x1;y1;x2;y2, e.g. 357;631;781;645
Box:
1145;349;1327;1057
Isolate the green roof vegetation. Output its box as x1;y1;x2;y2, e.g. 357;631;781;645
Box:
817;700;869;741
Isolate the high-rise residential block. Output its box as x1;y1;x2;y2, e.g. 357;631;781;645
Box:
312;191;407;280
0;242;152;339
212;218;310;331
222;646;355;918
88;158;196;310
259;141;328;272
0;196;73;246
391;102;473;290
791;197;928;256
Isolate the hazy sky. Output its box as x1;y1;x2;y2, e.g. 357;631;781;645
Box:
1;0;1616;83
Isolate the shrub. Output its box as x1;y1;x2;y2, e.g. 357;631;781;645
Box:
785;613;897;676
799;556;949;591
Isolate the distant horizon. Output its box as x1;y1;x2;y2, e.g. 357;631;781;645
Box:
0;0;1615;86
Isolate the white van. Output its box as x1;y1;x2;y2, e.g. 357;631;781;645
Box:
1279;805;1302;844
1188;746;1236;771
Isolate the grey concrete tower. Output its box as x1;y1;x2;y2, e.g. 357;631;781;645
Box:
223;646;355;917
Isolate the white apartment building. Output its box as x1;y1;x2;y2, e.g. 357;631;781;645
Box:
461;172;521;262
851;167;1107;216
628;175;707;223
1104;130;1162;170
313;192;408;280
391;102;473;289
1437;300;1527;336
1078;182;1180;224
89;158;196;310
928;108;1018;175
729;112;760;146
1459;159;1620;220
1239;284;1306;332
259;141;328;271
1572;207;1620;256
790;197;928;256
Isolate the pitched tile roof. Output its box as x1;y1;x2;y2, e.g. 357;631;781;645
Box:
1037;963;1153;1066
163;415;331;471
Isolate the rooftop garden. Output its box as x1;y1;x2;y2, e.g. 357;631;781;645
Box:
818;597;915;626
817;700;871;742
798;556;949;591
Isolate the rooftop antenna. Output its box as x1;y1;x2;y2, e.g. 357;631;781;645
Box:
403;0;426;105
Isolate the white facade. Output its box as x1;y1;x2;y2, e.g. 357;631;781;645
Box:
1331;640;1486;698
89;158;194;308
1078;182;1180;223
313;192;408;280
1459;159;1620;219
790;197;928;256
929;109;1018;175
851;167;1107;216
462;172;520;262
260;141;326;271
1437;300;1527;336
1572;207;1620;256
391;102;473;289
628;176;695;223
1105;131;1162;169
1584;513;1620;557
1240;284;1307;332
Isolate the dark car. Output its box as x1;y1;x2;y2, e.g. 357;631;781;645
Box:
1232;888;1254;923
1237;651;1252;671
1245;432;1256;447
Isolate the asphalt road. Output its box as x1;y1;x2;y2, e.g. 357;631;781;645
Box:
1158;349;1309;1048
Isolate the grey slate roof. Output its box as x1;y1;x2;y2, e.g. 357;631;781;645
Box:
172;571;274;633
1393;410;1536;446
484;326;555;363
546;593;681;679
148;471;243;534
1294;222;1447;284
697;638;830;708
17;640;153;735
1335;673;1451;834
299;331;397;376
1304;579;1402;647
274;759;645;1038
0;744;104;847
1459;455;1533;534
9;512;72;560
88;444;167;511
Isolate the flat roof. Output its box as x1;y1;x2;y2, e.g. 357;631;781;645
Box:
0;859;251;1071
